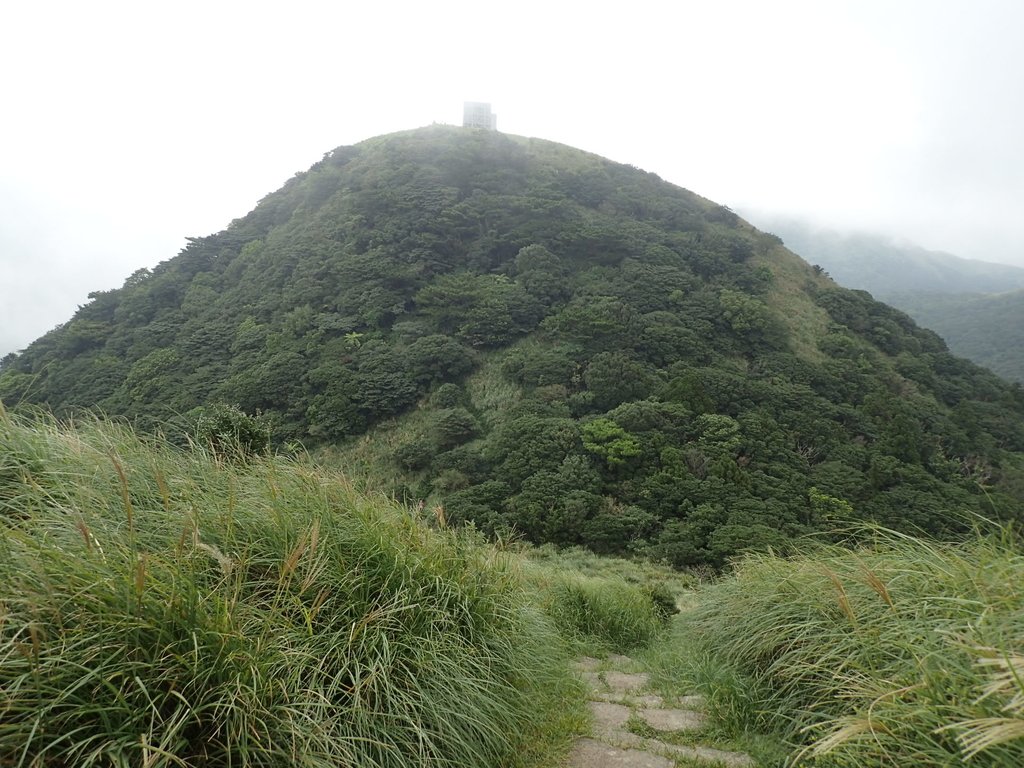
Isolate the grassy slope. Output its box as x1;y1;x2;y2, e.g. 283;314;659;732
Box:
0;407;590;768
755;240;832;362
522;545;692;655
646;527;1024;766
9;406;1024;766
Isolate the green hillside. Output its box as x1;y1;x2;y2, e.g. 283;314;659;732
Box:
742;215;1024;383
3;126;1024;567
884;290;1024;383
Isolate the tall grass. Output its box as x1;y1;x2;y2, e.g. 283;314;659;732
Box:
0;409;582;767
525;543;700;590
649;526;1024;766
523;546;685;653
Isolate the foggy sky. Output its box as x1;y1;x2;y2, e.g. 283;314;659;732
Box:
3;0;1023;358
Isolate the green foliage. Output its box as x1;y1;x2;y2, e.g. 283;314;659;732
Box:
513;243;571;303
643;582;680;621
432;406;479;449
393;435;435;470
486;413;581;486
527;569;671;652
0;412;582;768
653;527;1024;766
521;544;690;653
501;342;582;390
581;418;642;467
415;273;541;347
582;351;658;411
808;485;855;523
190;403;271;460
541;296;635;349
406;334;476;385
543;577;667;651
431;382;467;408
3;125;1024;566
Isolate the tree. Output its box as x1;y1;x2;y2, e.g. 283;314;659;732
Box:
432;407;479;449
486;414;581;486
406;334;475;386
415;273;541;347
583;352;657;411
808;486;855;525
513;244;570;303
581;418;642;468
122;348;182;405
694;414;742;457
191;404;271;460
582;502;660;555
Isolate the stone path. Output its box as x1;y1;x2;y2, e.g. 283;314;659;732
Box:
565;655;754;768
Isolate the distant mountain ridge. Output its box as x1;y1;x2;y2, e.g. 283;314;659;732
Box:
885;289;1024;383
744;214;1024;382
747;215;1024;298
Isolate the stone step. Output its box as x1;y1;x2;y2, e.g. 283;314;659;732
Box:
592;691;666;708
644;737;756;767
568;738;673;768
636;706;706;732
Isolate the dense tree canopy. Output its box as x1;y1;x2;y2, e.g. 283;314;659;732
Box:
3;126;1023;566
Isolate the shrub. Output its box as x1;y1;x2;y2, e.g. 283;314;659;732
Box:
190;402;271;459
524;561;672;653
644;582;680;621
433;406;479;449
431;382;466;408
393;435;435;470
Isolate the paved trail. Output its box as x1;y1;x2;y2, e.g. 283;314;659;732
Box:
565;655;754;768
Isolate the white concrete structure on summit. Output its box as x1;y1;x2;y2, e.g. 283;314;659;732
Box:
463;102;497;130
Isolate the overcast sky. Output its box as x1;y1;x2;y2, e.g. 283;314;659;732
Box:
3;0;1023;357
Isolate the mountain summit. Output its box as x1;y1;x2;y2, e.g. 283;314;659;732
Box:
3;126;1022;565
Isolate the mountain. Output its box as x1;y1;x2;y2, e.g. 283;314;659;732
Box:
745;215;1024;382
884;289;1024;383
3;126;1023;567
747;215;1024;298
